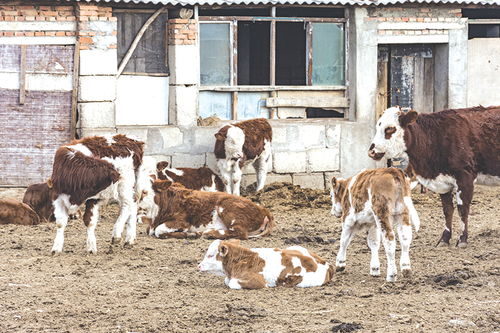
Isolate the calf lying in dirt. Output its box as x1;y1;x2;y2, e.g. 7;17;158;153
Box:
156;161;224;192
330;168;420;282
198;240;334;289
0;198;41;225
145;179;274;239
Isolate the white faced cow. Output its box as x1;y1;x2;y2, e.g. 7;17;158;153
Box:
214;118;272;196
369;106;500;247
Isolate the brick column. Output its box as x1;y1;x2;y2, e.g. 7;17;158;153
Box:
76;3;118;137
168;18;199;127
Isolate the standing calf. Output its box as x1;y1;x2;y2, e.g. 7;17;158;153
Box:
330;168;420;282
199;240;334;289
49;134;154;254
214;118;272;196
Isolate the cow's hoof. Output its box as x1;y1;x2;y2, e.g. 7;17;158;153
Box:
456;240;468;248
111;237;121;244
51;250;62;255
386;274;397;282
436;239;450;247
336;266;345;272
370;267;381;277
402;269;412;278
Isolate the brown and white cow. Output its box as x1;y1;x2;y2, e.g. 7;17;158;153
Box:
330;168;420;282
49;134;156;254
156;161;224;192
144;179;274;239
368;106;500;246
214;118;272;196
0;198;40;225
198;239;334;289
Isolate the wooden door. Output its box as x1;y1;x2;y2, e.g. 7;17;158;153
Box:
0;45;74;186
376;44;435;117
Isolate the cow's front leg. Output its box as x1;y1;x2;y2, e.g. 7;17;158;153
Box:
455;176;474;247
83;199;100;254
202;226;248;240
124;200;137;246
367;226;381;277
231;163;243;196
217;159;233;194
437;192;454;246
253;153;270;192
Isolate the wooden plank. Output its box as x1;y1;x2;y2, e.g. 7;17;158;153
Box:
266;96;348;108
199;85;346;92
232;91;238;120
270;90;277;119
376;47;388;120
423;57;434;113
270;20;276;86
413;56;425;113
71;43;79;139
199;16;346;23
19;45;26;105
306;22;313;86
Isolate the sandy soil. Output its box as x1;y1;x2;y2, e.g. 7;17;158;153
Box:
0;184;498;333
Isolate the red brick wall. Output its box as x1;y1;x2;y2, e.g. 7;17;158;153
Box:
168;19;197;45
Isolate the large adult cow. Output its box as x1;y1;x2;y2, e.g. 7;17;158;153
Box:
368;106;500;247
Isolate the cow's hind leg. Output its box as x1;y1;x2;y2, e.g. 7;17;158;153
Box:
397;211;412;278
336;216;358;271
437;192;454;246
367;226;381;277
456;175;474;247
112;179;135;244
124;200;137;246
83;199;100;254
381;228;397;282
202;226;248;240
51;195;70;254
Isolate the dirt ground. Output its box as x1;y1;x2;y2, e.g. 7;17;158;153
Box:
0;184;498;333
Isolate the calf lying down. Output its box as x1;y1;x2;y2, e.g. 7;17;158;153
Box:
146;180;274;239
199;240;334;289
331;168;420;282
156;161;224;192
0;198;40;225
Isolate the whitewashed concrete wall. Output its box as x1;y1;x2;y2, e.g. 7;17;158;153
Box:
467;38;500;107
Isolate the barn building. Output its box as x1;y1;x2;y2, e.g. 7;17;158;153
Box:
0;0;498;188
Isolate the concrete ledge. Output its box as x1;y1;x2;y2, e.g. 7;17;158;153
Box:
241;173;293;189
292;173;326;190
79;127;117;138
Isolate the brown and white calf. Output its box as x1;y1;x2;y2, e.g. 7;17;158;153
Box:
23;182;55;222
156;161;224;192
214;118;272;196
330;168;420;282
369;106;500;246
0;198;40;225
198;240;334;289
143;179;274;240
49;134;156;254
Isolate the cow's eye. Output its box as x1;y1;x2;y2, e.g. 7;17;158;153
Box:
384;126;397;139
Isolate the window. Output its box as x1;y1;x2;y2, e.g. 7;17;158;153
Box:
463;8;500;39
199;7;347;120
115;10;169;75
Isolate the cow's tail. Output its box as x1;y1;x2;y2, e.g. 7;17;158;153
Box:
248;215;274;238
403;196;420;232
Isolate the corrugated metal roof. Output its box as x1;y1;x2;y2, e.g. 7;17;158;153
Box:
70;0;500;5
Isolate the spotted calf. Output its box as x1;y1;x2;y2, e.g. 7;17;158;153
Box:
156;161;224;192
143;179;274;240
330;168;420;282
199;240;334;289
0;198;40;225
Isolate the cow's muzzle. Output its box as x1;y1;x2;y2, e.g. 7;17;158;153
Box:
368;144;385;161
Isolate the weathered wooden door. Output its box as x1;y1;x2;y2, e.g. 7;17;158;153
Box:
0;45;74;186
376;45;435;118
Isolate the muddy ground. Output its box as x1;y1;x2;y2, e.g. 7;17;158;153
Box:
0;184;498;332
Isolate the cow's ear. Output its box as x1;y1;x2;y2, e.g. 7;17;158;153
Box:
399;110;418;127
219;244;229;257
215;132;226;141
331;177;337;189
152;179;172;193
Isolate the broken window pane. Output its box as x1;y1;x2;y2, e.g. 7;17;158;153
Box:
312;23;344;85
276;22;306;85
200;23;231;85
199;91;232;119
237;21;270;85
